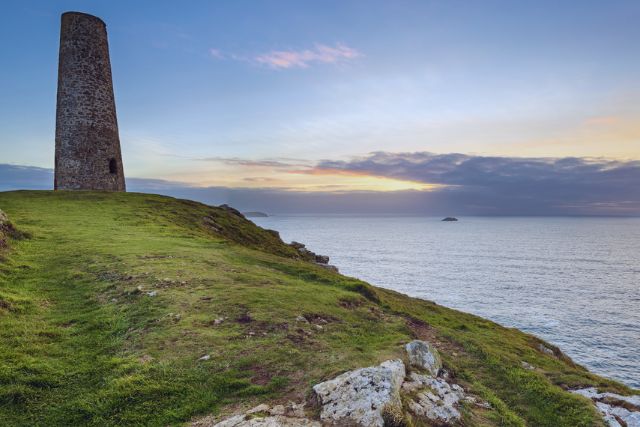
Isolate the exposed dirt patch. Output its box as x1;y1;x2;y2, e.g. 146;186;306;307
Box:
96;270;136;283
239;320;290;338
154;279;189;289
613;414;628;426
138;254;176;260
602;396;640;412
338;296;364;309
249;364;273;386
237;312;253;324
302;313;340;325
405;316;466;357
1;218;29;249
1;222;29;240
0;298;13;311
286;328;314;345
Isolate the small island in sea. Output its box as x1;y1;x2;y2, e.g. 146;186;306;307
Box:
442;217;459;222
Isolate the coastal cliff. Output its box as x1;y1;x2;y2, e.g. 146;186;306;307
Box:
0;191;637;426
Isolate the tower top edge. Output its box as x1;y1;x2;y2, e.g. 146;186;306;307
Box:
61;11;106;27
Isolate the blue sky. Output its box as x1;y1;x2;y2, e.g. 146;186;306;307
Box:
1;0;639;214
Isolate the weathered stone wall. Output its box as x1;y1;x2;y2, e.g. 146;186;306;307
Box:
54;12;125;191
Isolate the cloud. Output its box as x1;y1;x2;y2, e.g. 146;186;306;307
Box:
254;43;361;69
208;43;361;69
312;152;640;215
208;48;224;59
198;156;310;169
1;154;639;216
242;177;279;183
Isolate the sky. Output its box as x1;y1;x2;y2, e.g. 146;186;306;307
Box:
1;0;639;214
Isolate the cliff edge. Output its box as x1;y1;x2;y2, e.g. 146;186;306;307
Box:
0;191;636;426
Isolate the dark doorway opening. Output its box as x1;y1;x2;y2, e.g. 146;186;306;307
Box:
109;158;117;174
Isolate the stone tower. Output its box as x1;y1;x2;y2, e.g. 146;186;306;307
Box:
54;12;125;191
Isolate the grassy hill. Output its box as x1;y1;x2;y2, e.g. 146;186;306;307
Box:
0;191;633;426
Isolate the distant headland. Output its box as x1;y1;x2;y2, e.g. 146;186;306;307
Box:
243;211;269;218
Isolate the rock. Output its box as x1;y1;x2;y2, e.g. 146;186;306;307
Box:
247;404;270;415
538;343;555;356
317;264;339;273
406;374;465;424
269;405;285;416
521;361;535;370
213;414;246;427
297;247;311;255
147;291;157;297
401;372;427;393
312;359;406;427
405;340;442;375
198;354;211;361
211;401;319;427
214;415;319;426
401;369;487;424
0;208;19;244
314;254;329;264
463;395;491;409
290;241;306;250
442;217;458;221
209;344;489;427
285;401;306;418
475;400;492;409
571;388;640;427
295;315;308;323
213;317;225;325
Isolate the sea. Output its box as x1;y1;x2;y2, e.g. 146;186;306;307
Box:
251;215;640;389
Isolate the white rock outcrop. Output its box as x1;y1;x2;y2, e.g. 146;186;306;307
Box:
214;414;319;427
212;402;319;427
402;372;468;423
312;359;406;427
211;340;486;427
405;339;442;376
572;388;640;427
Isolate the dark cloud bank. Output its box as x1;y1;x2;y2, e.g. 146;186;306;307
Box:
1;152;639;216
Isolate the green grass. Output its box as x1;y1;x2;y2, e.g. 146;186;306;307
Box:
0;190;633;426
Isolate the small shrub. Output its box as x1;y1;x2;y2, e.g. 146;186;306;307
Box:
382;403;409;427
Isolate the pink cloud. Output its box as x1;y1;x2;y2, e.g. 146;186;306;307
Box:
254;43;361;69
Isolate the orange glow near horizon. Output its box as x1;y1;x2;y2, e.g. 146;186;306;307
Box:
162;163;442;192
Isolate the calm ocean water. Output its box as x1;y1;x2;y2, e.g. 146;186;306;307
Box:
252;216;640;388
